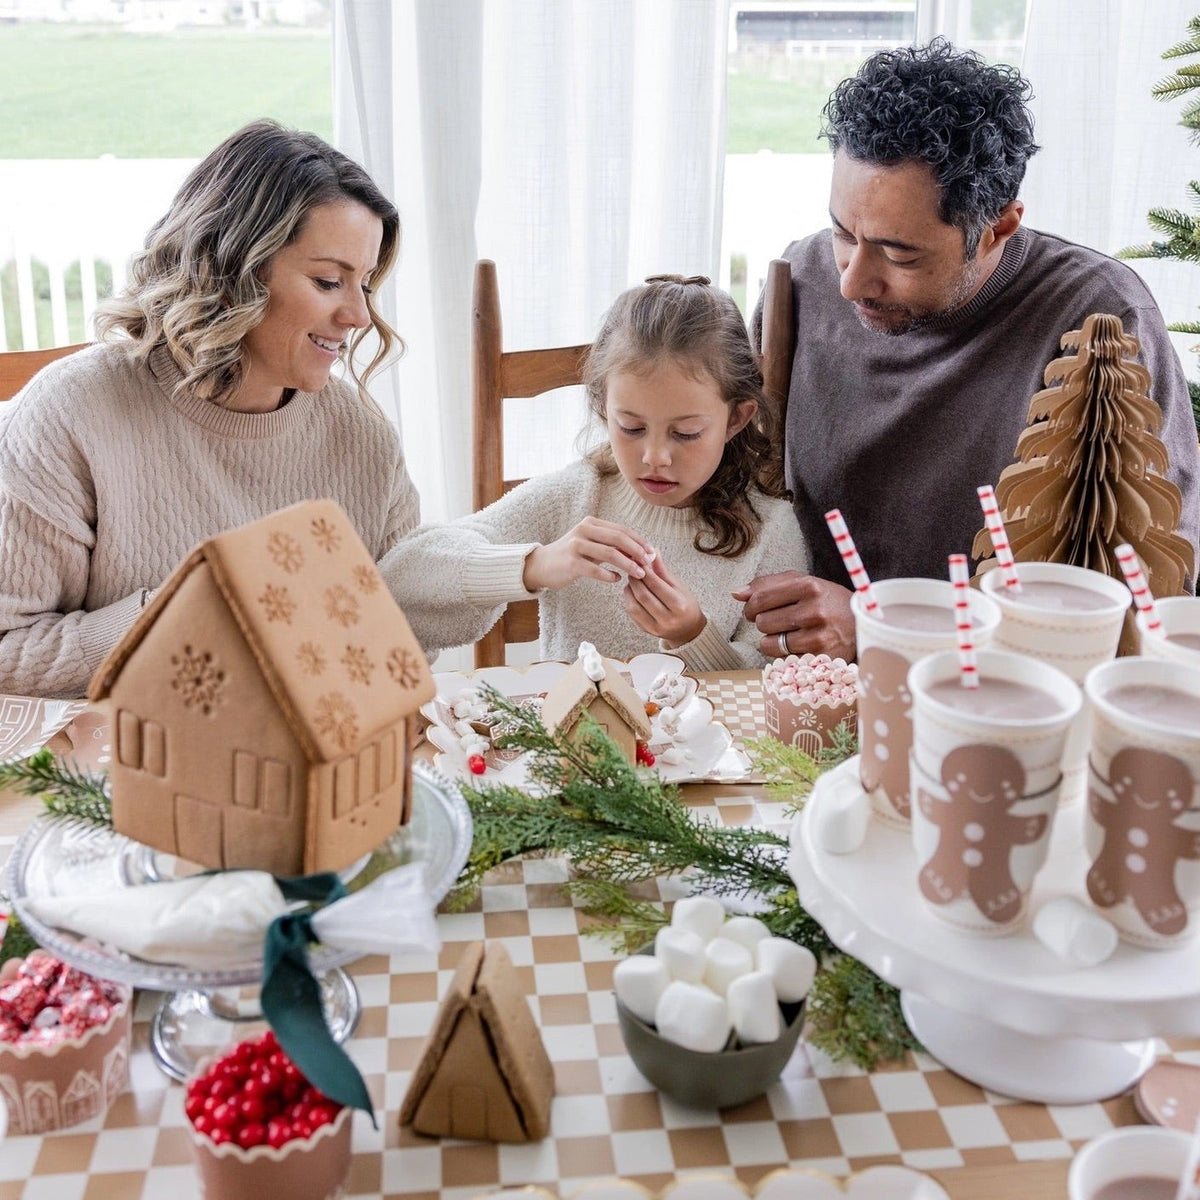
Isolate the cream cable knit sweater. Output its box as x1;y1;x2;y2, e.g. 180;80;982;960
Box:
384;459;809;670
0;343;420;699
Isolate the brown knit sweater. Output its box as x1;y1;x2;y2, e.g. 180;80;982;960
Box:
0;343;420;698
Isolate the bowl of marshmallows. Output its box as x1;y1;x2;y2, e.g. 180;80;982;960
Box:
613;895;816;1109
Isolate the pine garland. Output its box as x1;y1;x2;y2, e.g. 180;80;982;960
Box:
0;748;112;825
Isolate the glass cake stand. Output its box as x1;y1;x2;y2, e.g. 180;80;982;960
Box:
788;757;1200;1105
5;763;473;1081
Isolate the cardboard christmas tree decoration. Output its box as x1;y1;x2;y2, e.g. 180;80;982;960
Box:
973;313;1195;596
399;941;554;1142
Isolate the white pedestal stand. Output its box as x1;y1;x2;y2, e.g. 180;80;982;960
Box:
789;758;1199;1104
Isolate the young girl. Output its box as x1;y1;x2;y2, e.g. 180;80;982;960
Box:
392;275;809;670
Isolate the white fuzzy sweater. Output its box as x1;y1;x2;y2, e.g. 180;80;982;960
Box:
384;459;809;670
0;343;420;699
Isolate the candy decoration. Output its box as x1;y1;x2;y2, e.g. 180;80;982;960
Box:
1114;543;1164;636
976;484;1023;593
635;742;655;767
824;509;880;614
467;754;487;775
948;553;979;689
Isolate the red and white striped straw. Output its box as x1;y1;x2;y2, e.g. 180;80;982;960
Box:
976;485;1022;593
948;554;979;689
1114;543;1163;636
824;509;881;615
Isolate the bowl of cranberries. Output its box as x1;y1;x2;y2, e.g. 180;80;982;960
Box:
185;1030;351;1200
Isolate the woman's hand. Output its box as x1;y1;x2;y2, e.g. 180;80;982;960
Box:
623;555;706;646
522;518;655;591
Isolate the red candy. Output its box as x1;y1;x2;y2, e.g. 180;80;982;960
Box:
467;754;486;775
187;1030;344;1150
0;953;120;1046
635;742;655;767
0;979;49;1026
18;954;62;991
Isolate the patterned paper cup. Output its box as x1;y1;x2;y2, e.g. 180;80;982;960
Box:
853;580;1001;828
1136;596;1200;668
1084;657;1200;949
909;650;1082;934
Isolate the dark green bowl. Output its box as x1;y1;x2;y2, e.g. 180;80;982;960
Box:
614;947;805;1109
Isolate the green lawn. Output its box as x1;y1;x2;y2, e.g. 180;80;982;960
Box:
0;23;333;157
726;61;861;154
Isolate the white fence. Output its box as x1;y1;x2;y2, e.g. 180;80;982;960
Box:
0;154;835;351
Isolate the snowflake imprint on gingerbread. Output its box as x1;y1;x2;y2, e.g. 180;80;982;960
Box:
170;644;226;715
386;646;422;689
266;531;304;574
310;517;342;553
324;585;360;628
352;564;380;595
259;583;297;624
296;641;327;677
341;645;374;686
313;691;359;752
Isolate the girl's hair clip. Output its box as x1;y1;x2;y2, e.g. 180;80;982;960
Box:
643;273;712;286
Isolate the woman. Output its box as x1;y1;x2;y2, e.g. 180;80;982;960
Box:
0;120;420;698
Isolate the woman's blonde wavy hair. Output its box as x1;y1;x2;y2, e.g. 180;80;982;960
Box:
94;119;402;408
583;275;787;559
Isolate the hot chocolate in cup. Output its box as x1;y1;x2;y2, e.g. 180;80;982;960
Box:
908;650;1082;934
1084;656;1200;949
1136;595;1200;667
852;579;1001;828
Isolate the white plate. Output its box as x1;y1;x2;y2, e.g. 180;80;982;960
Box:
422;653;749;785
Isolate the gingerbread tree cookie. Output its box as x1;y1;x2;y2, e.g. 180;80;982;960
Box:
972;313;1194;596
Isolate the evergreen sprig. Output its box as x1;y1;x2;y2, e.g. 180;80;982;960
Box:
0;905;37;968
0;748;112;826
806;954;921;1069
744;721;858;805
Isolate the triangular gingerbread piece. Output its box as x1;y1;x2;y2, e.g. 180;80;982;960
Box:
399;941;554;1142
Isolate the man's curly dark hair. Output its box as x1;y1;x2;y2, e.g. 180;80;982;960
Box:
821;38;1040;255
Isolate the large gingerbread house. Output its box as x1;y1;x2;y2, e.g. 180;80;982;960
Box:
88;500;435;877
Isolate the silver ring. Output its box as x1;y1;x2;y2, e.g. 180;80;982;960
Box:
777;631;789;657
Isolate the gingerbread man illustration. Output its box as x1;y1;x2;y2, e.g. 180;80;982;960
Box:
917;744;1047;924
1087;746;1200;937
858;646;913;818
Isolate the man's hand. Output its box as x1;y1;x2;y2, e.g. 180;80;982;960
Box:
624;555;706;647
523;518;655;591
733;571;855;661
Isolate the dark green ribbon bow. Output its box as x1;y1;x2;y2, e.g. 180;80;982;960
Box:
261;872;376;1125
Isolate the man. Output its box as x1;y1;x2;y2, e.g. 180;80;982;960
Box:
739;39;1200;663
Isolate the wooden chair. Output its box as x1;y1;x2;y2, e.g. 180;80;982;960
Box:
471;258;796;669
0;343;89;402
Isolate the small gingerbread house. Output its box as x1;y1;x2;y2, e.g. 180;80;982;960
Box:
539;648;651;764
399;941;554;1142
88;500;435;877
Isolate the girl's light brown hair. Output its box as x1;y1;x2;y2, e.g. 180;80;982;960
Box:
94;119;402;408
583;275;786;559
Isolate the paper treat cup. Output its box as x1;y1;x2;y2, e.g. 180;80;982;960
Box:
0;982;132;1135
908;650;1082;934
762;657;856;757
980;562;1130;683
1084;657;1200;949
1136;596;1200;667
852;579;1001;828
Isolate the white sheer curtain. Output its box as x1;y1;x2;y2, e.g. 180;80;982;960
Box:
334;0;730;527
1022;0;1200;376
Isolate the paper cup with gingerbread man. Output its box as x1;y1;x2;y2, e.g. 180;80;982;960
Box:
908;649;1082;934
1084;657;1200;949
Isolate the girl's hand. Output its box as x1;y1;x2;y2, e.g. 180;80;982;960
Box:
623;554;706;646
523;518;655;591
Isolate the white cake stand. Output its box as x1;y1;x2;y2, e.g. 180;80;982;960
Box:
788;757;1200;1104
6;763;472;1082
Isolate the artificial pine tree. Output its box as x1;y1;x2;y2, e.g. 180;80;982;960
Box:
972;312;1194;597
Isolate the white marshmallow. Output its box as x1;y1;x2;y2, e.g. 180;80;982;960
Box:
654;980;731;1053
720;915;772;951
1033;897;1118;967
727;971;782;1044
812;780;870;855
703;936;754;996
654;925;707;983
614;954;670;1025
671;895;726;943
756;938;817;1003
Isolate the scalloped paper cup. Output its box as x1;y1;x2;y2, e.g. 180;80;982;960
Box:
188;1091;352;1200
762;676;855;758
0;982;132;1135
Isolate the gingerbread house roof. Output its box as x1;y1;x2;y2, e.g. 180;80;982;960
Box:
540;656;651;741
88;499;435;764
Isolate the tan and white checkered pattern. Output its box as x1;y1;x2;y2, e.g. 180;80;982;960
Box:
0;676;1192;1198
